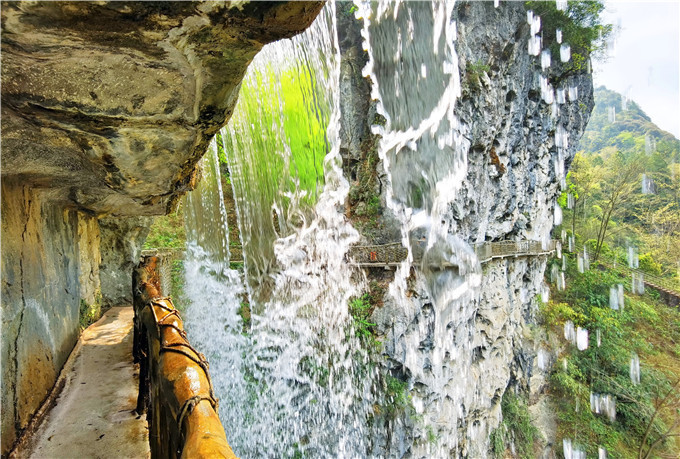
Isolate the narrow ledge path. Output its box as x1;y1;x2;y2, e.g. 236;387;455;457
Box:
24;306;150;459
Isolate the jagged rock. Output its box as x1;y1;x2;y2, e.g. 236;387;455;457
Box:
99;216;154;309
341;1;593;456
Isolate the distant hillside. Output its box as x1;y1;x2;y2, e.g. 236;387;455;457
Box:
580;86;679;154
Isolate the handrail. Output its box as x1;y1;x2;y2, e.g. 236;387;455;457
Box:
133;256;236;459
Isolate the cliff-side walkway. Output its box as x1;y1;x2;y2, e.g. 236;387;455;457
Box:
22;306;150;458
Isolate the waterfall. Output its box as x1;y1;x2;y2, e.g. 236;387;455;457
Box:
359;1;484;455
182;4;374;457
182;0;486;456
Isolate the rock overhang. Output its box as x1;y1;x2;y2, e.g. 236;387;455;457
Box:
1;0;325;216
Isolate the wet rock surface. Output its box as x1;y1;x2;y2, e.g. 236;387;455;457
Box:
20;307;149;459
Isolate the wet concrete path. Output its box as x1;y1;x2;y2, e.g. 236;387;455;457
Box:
24;306;150;458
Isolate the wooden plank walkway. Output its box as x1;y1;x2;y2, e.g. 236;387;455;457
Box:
19;307;150;459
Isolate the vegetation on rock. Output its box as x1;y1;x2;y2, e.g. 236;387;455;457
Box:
525;0;613;72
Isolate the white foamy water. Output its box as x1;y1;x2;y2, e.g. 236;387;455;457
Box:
609;286;620;310
630;353;641;385
590;392;616;422
541;49;551;70
563;438;586;459
560;43;571;62
554;201;563;226
576;327;589;351
182;6;376;456
360;1;487;454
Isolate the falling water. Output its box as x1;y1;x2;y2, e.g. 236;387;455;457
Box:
177;0;593;456
563;438;586;459
537;349;550;370
632;272;645;294
184;138;231;265
641;173;656;194
590;392;616;422
628;246;639;269
541;49;552;70
527;11;542;56
181;5;379;456
359;0;484;454
609;286;620;310
564;320;575;344
568;85;578;101
554;201;563;226
560;43;571;63
576;327;589;351
630;353;641;385
645;133;657;154
608;106;616;123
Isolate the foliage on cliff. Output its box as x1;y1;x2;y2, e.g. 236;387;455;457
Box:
143;204;186;249
542;253;680;458
525;0;612;72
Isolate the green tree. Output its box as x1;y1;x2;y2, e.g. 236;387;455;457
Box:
591;151;644;260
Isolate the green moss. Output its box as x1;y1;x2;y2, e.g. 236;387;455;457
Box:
348;293;379;349
465;60;490;90
382;375;414;420
490;391;539;459
79;290;102;330
237;300;251;333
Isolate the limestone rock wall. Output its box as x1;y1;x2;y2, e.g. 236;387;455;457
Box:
1;182;101;452
99;217;153;309
1;1;325;216
338;2;593;456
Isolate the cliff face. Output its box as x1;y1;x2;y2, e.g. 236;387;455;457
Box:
0;2;324;454
338;2;593;456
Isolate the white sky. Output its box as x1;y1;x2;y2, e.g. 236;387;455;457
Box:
592;0;680;138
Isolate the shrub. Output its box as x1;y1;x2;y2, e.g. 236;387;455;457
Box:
525;1;613;72
638;253;662;276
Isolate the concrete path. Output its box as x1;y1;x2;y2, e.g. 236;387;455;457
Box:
24;306;150;459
